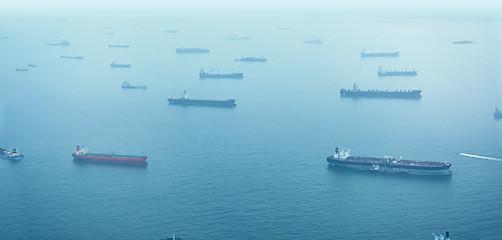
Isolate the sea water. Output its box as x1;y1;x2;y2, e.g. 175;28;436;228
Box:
0;10;501;240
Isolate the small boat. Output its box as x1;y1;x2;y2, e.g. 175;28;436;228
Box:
108;44;129;48
494;107;502;119
160;234;182;240
72;145;147;165
121;81;147;89
1;147;23;161
61;55;84;59
47;40;69;46
15;68;28;72
110;62;131;68
27;63;37;68
432;231;451;240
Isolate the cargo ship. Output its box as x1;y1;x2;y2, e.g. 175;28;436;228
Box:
494;108;502;119
108;44;129;48
452;40;476;44
199;69;243;79
1;147;23;161
235;56;266;62
110;62;131;68
47;40;69;46
15;68;28;72
340;84;422;99
361;49;399;57
168;91;236;107
121;81;147;89
61;55;84;59
327;148;452;175
176;47;209;53
303;38;322;44
378;66;417;76
72;146;147;165
163;29;178;33
27;63;37;68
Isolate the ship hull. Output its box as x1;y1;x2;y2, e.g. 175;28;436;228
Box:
176;48;209;53
327;156;451;175
340;89;422;99
199;73;244;79
378;72;417;76
72;153;147;165
0;155;23;161
361;52;399;57
168;98;236;107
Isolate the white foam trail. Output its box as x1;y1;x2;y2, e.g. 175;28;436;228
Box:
458;152;502;162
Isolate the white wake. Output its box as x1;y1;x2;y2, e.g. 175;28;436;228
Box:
457;152;502;162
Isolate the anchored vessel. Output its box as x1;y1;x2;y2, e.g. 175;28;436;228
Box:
168;91;236;107
110;62;131;68
176;47;209;53
361;49;399;57
327;148;452;175
494;108;502;119
15;68;28;72
121;81;147;89
199;69;244;79
225;34;249;40
72;146;147;165
235;56;266;62
303;38;322;44
378;66;417;76
163;29;178;33
452;40;476;44
27;63;37;68
0;147;23;161
108;44;129;48
340;84;421;99
61;55;83;59
47;40;69;46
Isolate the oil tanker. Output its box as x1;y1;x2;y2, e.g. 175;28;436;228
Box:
378;66;417;76
340;84;422;99
176;47;209;53
72;146;147;165
327;148;452;175
110;62;131;68
235;56;266;62
199;69;243;79
168;91;236;107
1;147;23;161
361;49;399;57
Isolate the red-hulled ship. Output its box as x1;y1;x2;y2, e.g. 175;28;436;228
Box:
72;145;147;165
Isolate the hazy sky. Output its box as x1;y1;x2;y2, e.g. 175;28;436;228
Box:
2;0;501;12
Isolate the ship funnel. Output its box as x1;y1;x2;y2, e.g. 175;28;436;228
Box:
183;90;188;99
76;145;80;152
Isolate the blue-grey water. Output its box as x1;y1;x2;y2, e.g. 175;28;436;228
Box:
1;10;501;240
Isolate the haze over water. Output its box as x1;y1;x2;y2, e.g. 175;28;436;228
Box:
1;3;502;240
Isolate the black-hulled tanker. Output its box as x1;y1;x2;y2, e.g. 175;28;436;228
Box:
327;148;452;175
168;91;236;107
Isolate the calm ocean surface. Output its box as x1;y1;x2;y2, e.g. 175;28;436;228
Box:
1;10;501;239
